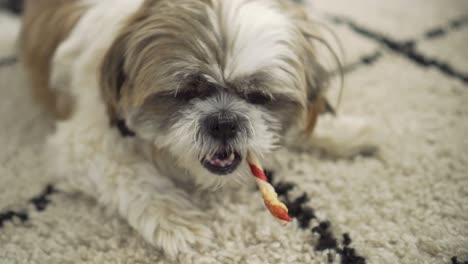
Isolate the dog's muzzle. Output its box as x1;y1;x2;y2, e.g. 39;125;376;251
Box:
201;112;243;175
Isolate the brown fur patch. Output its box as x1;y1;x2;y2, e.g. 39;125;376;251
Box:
19;0;87;120
100;0;220;123
304;96;335;136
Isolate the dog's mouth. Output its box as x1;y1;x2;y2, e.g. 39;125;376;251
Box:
202;148;242;175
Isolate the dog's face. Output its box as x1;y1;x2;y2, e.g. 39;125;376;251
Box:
101;0;327;185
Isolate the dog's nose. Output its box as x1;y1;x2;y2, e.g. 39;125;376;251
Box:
205;113;238;141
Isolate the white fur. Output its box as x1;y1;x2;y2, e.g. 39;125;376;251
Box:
214;0;300;89
46;0;377;257
49;0;213;257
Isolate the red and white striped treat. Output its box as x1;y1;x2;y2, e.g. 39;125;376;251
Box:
247;152;292;225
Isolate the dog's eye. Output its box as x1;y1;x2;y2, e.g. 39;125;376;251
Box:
246;92;272;105
174;87;215;101
175;89;200;101
173;75;217;101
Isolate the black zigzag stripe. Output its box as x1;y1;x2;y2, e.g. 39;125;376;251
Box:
333;51;383;77
0;185;57;229
0;56;17;68
0;0;23;15
265;170;366;264
328;15;468;84
423;16;468;40
451;256;468;264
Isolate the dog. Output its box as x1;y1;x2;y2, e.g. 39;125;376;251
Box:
19;0;377;256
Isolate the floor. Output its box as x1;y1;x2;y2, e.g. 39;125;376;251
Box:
0;1;467;263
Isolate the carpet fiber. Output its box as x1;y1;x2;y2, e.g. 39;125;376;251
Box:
1;1;467;263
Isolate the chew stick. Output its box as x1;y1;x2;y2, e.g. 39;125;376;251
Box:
247;152;292;225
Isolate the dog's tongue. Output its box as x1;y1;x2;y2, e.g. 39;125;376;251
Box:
207;151;235;167
214;151;229;160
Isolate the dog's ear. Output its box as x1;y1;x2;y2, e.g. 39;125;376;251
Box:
100;34;128;122
298;22;337;135
303;58;335;135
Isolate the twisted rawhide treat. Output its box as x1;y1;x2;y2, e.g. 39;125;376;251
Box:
247;152;292;225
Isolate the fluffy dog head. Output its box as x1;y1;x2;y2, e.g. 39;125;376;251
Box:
100;0;328;186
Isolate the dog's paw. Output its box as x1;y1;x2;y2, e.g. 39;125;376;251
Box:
129;197;213;257
310;115;379;158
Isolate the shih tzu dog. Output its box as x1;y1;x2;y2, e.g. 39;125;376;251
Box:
19;0;377;256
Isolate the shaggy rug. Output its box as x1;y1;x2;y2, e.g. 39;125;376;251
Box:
1;1;467;263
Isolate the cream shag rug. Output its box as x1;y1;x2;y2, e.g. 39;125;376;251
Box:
1;1;467;263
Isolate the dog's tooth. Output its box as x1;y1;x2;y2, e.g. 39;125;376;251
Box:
229;153;235;162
